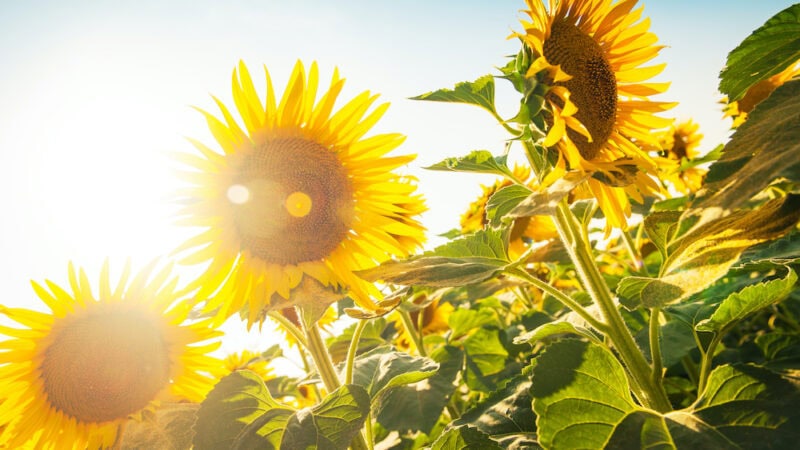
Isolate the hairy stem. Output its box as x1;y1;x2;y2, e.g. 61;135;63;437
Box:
345;319;368;385
397;309;427;357
650;308;664;387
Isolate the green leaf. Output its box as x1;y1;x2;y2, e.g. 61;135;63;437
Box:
621;195;800;308
350;347;439;406
697;81;800;212
280;384;369;450
448;308;498;341
280;384;371;450
425;150;513;178
719;4;800;101
194;371;293;450
756;333;800;368
376;346;463;434
512;321;596;346
121;403;198;450
530;339;636;449
454;373;536;437
411;75;497;114
486;184;534;226
696;266;797;333
463;328;509;378
507;172;588;219
644;210;683;263
356;229;509;287
431;426;504;450
687;364;800;447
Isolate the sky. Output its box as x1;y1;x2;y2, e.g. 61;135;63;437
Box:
0;0;795;355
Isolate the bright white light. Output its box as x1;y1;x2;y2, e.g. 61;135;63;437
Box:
227;184;251;204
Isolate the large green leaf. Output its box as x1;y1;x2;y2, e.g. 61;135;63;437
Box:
719;4;800;101
425;149;514;178
454;373;536;438
531;340;800;448
463;328;509;378
530;340;636;449
617;195;800;308
448;308;498;341
696;266;797;334
356;229;509;287
193;371;294;450
280;384;370;450
376;346;463;434
411;75;497;114
507;172;588;219
349;347;438;406
696;81;800;213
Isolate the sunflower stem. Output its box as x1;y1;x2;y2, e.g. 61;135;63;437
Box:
552;199;672;412
345;319;368;385
398;309;427;357
267;311;309;349
649;308;664;387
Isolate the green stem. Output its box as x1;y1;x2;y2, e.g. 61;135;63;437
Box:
506;267;607;333
491;110;522;136
345;319;368;385
649;308;664;387
552;199;672;412
697;333;722;395
622;229;649;276
397;309;427;357
267;311;309;349
300;312;370;450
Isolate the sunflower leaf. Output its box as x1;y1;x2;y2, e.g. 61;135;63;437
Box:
618;194;800;308
719;3;800;101
430;426;504;450
695;80;800;213
453;372;536;438
194;371;293;450
411;74;497;114
696;265;797;334
507;171;588;219
356;229;510;287
377;345;464;434
425;149;513;178
486;184;534;226
121;403;198;450
280;384;371;450
349;346;439;407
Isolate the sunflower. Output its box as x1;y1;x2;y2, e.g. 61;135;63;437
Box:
0;262;221;449
723;60;800;128
222;350;274;380
390;298;454;352
460;165;558;258
656;119;706;194
515;0;673;231
174;61;426;326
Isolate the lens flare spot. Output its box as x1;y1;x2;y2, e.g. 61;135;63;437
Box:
286;191;312;218
227;184;250;204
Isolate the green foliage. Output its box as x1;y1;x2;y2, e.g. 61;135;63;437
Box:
356;229;510;287
719;4;800;101
349;347;439;407
280;385;371;450
121;403;198;450
411;75;497;115
425;150;514;178
697;80;800;212
486;184;533;226
431;426;504;450
194;371;294;450
618;195;800;308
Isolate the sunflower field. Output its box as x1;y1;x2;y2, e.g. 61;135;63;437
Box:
1;1;799;449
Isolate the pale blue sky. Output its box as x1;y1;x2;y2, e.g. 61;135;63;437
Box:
0;1;794;352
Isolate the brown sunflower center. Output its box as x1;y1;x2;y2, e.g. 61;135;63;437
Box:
544;20;617;160
670;132;688;159
40;309;170;423
229;137;354;265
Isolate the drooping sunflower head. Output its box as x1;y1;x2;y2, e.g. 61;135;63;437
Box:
514;0;673;231
723;60;800;128
0;262;222;449
175;61;426;326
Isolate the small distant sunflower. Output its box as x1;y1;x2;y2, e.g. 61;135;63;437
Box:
656;119;706;194
515;0;673;231
391;299;454;352
723;61;800;128
0;262;221;449
460;165;558;258
175;61;426;326
222;350;274;380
